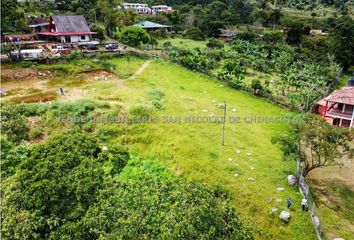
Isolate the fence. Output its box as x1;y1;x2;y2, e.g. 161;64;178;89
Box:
297;160;323;240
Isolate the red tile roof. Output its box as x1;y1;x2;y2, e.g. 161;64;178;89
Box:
325;87;354;105
37;32;96;36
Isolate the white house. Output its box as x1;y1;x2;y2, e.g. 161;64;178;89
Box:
152;5;172;14
122;3;151;14
37;15;96;43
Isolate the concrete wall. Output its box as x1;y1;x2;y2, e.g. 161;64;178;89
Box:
60;35;90;43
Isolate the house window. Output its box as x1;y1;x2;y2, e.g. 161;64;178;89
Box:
80;35;86;40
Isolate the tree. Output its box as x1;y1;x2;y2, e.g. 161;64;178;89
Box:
217;60;245;89
1;133;106;239
82;159;254;239
1;0;21;31
285;21;305;45
330;16;354;69
118;26;150;47
272;114;353;177
97;0;122;37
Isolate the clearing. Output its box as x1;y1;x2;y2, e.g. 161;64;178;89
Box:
1;56;318;239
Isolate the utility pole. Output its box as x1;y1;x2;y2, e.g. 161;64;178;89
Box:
221;102;227;146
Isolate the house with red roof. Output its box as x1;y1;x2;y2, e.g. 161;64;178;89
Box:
37;15;96;43
317;86;354;128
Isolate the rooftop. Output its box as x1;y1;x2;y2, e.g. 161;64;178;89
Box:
325;87;354;105
133;21;171;29
52;15;91;33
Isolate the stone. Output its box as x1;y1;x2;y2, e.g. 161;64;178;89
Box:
279;211;291;222
276;187;284;192
248;177;255;181
270;207;278;215
287;175;297;186
234;173;239;177
275;198;282;203
236;149;241;154
228;158;233;162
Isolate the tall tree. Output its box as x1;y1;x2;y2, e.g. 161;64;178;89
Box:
272;114;353;176
330;16;354;69
97;0;122;37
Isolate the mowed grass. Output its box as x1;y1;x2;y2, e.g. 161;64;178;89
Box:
158;37;208;49
87;58;317;239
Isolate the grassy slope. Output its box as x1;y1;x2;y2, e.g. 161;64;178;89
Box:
89;58;317;239
1;57;317;239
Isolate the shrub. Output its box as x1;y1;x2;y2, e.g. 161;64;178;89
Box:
30;127;43;139
152;100;164;110
162;41;172;49
207;39;224;49
146;89;165;100
185;27;205;40
129;105;152;119
0;103;29;143
97;54;114;60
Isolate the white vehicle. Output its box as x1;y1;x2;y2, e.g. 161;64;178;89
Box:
20;49;44;59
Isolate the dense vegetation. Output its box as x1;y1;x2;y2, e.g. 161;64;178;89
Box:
0;102;253;240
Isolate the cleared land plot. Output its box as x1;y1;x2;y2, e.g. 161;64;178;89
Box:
1;57;317;239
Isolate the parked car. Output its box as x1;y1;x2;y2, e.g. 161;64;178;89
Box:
105;43;118;50
87;44;99;50
52;46;71;54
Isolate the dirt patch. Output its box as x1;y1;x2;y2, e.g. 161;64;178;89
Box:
1;68;53;81
79;70;117;81
12;91;58;103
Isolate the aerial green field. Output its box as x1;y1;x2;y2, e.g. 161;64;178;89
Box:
158;37;208;49
1;56;318;239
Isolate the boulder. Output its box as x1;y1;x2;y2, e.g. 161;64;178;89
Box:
287;175;297;186
279;211;291;222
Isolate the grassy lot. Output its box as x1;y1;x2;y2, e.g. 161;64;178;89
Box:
158;36;208;49
1;56;318;239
